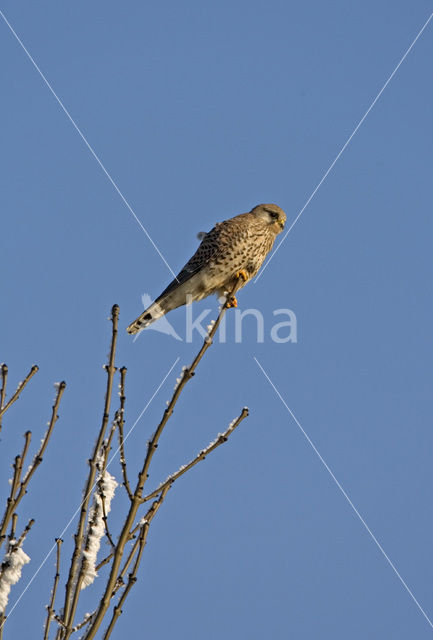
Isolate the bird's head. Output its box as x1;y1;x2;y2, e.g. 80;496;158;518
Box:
250;203;286;233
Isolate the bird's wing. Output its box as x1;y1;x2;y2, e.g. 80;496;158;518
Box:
157;216;248;301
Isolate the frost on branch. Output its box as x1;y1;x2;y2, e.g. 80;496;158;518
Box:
0;541;30;614
173;365;188;392
81;468;118;589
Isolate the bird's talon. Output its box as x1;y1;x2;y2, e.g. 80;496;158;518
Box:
235;269;248;282
226;296;238;308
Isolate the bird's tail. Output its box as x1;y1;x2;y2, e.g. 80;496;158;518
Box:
126;300;166;334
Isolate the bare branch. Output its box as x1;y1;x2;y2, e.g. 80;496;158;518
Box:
6;458;21;519
21;383;65;485
3;433;33;534
16;519;34;548
0;458;22;549
0;384;65;544
102;487;170;640
53;614;66;628
115;368;132;500
8;515;18;543
143;407;249;502
0;365;8;435
61;305;119;635
94;523;138;573
0;365;38;420
112;536;139;596
97;370;129;547
44;538;62;640
19;431;32;475
94;551;114;573
99;481;116;551
117;487;170;592
71;611;95;632
102;527;145;640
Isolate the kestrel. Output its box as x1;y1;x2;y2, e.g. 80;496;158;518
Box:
126;203;286;334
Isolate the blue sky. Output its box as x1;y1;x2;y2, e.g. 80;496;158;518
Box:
1;1;433;638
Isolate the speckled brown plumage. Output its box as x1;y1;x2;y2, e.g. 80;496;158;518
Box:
127;203;286;334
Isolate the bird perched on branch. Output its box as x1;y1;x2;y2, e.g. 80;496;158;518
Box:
126;203;286;335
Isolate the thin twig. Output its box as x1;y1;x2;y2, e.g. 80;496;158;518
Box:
3;433;32;532
116;368;132;500
0;459;21;550
112;535;140;596
81;483;170;639
8;514;18;542
20;384;64;485
71;611;95;632
19;431;32;474
102;529;145;640
83;278;244;640
16;518;34;547
6;457;21;515
102;488;170;640
61;305;119;637
142;407;249;502
98;396;122;550
0;364;8;435
0;383;65;543
0;365;38;420
53;615;66;629
94;521;140;572
100;481;116;551
101;422;116;472
95;551;114;573
115;487;170;594
93;518;144;572
102;528;145;640
44;538;62;640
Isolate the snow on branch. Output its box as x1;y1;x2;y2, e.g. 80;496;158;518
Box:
0;541;30;614
81;467;118;589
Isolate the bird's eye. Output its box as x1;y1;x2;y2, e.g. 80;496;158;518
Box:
263;207;280;221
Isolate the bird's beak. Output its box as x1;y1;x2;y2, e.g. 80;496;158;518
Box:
278;220;285;230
